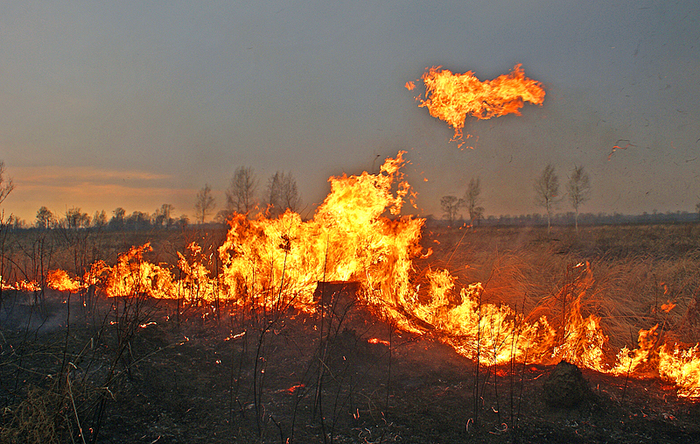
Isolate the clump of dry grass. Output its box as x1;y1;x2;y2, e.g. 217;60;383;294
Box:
1;385;70;444
422;224;700;354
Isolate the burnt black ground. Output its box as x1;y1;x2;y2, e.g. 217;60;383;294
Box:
3;289;700;444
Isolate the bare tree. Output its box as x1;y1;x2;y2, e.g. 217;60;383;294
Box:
440;195;462;226
225;166;258;218
279;172;301;213
0;161;14;206
194;183;216;224
125;211;151;229
154;203;175;227
266;172;281;214
266;171;301;217
36;206;57;229
534;164;559;232
64;207;91;229
566;166;591;234
463;177;485;227
92;210;107;228
110;207;126;229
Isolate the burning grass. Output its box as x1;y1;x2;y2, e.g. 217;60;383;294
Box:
3;155;700;441
2;268;700;443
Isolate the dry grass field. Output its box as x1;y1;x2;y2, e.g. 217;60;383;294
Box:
2;222;700;443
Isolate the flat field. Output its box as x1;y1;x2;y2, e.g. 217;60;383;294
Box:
2;223;700;443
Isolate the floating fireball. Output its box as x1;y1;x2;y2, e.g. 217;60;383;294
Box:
408;64;545;145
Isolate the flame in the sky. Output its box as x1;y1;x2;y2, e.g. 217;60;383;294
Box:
408;64;545;145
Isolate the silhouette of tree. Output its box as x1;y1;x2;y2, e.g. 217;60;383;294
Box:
0;161;14;206
225;167;257;217
440;195;462;226
92;210;107;228
534;164;559;232
194;183;216;224
36;206;56;229
265;171;301;217
463;177;485;226
154;203;175;227
567;166;591;234
109;207;126;229
64;207;91;229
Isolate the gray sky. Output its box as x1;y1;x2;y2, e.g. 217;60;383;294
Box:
1;1;699;223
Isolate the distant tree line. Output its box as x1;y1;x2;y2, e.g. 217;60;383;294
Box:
23;167;303;230
427;210;700;228
32;204;190;231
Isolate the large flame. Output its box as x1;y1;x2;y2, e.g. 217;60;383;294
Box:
218;151;421;309
409;64;545;144
40;153;700;399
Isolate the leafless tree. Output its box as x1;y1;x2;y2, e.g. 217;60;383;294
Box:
440;195;462;226
154;203;175;227
266;171;301;217
92;210;108;228
36;206;57;229
463;177;485;226
0;161;14;206
534;164;559;232
566;166;591;234
109;207;126;229
63;207;91;229
194;183;216;224
225;166;258;217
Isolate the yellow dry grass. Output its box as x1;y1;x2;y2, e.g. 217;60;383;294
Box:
420;224;700;351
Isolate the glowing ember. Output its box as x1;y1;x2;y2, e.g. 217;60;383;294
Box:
408;64;545;145
281;384;305;394
660;300;677;313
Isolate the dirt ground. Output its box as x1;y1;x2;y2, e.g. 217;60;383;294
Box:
2;289;700;444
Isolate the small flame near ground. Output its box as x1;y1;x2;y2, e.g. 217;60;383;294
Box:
408;64;545;147
39;153;700;399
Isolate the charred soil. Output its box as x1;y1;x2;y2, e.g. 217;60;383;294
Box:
2;291;700;444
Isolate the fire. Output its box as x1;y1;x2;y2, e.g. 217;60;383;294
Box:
178;242;216;303
281;384;305;394
610;325;659;376
100;243;176;299
218;151;421;310
408;64;545;145
659;344;700;398
33;152;700;399
660;300;677;313
47;269;82;292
